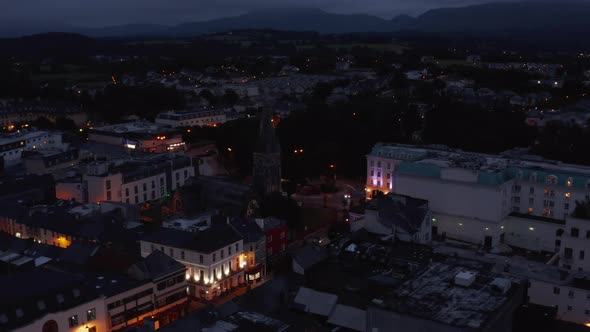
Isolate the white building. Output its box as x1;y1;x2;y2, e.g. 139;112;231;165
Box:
139;221;246;301
88;121;185;153
155;110;227;128
83;154;194;205
351;193;432;244
0;130;65;167
366;144;590;248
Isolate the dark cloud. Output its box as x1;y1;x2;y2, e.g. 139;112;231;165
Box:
0;0;583;27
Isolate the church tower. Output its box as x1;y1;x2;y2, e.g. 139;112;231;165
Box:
253;111;281;196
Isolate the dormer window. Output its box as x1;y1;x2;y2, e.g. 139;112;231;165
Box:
72;288;80;298
56;294;64;304
15;308;23;318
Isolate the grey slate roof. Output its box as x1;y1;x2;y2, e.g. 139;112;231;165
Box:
375;194;429;235
132;250;185;281
141;222;243;253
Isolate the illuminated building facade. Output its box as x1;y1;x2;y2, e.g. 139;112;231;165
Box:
139;222;245;301
366;143;590;248
155;109;226;128
88;121;185;153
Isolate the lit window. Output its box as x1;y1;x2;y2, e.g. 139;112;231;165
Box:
68;315;79;328
87;308;96;321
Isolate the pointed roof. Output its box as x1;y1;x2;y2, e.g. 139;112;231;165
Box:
255;111;280;154
131;250;185;281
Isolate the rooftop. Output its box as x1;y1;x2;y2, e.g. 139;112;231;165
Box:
383;261;520;329
131;250;186;281
370;143;590;188
141;222;242;253
229;218;265;244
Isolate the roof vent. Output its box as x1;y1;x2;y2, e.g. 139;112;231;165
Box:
454;271;476;287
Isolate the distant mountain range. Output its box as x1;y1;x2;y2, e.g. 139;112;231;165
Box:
76;3;590;37
4;2;590;45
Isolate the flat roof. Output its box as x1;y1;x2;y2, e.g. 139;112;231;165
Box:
384;261;518;329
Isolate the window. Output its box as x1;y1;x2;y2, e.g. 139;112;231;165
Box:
569;290;575;298
68;315;79;327
169;248;174;257
268;247;273;256
565;203;570;210
565;247;573;259
212;253;216;262
134;185;138;194
586;230;590;239
377;172;381;177
387;163;391;169
546;175;558;185
512;206;520;212
567;305;573;311
184;170;188;178
530;187;535;194
87;308;96;321
553;287;560;294
529;198;534;205
151;244;155;252
572;228;580;237
106;191;112;200
581;250;585;260
125;188;129;197
176;172;180;181
236;243;239;251
370;170;374;176
106;179;111;190
15;308;23;318
199;255;203;263
377;161;381;167
228;246;232;255
220;249;224;259
585;310;590;315
513;185;521;192
512;197;520;203
143;183;147;191
181;251;185;260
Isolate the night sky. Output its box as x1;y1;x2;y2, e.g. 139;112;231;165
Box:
0;0;577;27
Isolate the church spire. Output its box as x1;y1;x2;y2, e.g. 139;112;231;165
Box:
253;110;282;196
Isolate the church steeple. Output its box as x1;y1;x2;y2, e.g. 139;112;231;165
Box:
253;111;281;196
